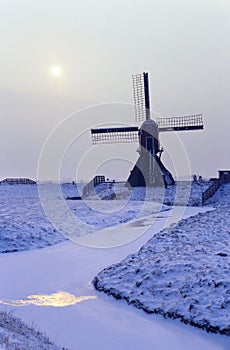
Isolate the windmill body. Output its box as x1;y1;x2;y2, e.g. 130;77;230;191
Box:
128;117;174;187
91;72;204;187
139;119;159;155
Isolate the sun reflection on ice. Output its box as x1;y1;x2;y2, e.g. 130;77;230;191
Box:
0;291;96;307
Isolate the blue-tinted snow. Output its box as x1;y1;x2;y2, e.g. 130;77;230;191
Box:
94;184;230;335
0;311;65;350
0;181;210;253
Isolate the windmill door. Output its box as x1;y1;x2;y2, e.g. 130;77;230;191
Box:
146;137;154;154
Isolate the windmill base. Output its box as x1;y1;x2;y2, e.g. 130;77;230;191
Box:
127;154;174;187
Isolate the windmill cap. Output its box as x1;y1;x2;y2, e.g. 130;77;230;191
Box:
140;118;159;130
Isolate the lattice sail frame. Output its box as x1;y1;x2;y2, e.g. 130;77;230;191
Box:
91;127;139;144
157;114;203;132
132;72;150;122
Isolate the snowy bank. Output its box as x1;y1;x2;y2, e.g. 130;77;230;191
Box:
93;184;230;335
0;311;67;350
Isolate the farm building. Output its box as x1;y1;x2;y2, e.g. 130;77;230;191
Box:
0;178;36;185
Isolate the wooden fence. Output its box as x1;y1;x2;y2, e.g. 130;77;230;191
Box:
202;175;224;205
82;176;105;198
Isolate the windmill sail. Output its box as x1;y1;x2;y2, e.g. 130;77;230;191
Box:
91;126;139;144
132;72;150;122
157;114;203;132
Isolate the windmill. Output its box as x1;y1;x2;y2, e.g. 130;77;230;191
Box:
91;72;204;187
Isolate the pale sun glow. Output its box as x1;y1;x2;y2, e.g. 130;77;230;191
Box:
51;65;62;77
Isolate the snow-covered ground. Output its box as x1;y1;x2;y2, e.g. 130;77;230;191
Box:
0;311;66;350
94;184;230;336
0;182;229;349
84;180;210;206
0;184;65;253
0;181;209;253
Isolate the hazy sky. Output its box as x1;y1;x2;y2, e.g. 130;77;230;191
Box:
1;0;230;181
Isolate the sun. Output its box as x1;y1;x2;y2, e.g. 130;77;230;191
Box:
51;65;62;77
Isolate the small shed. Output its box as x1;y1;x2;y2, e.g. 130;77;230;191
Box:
219;170;230;183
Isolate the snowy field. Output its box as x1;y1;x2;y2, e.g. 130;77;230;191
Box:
0;181;209;253
0;182;229;349
0;184;65;253
85;180;210;206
